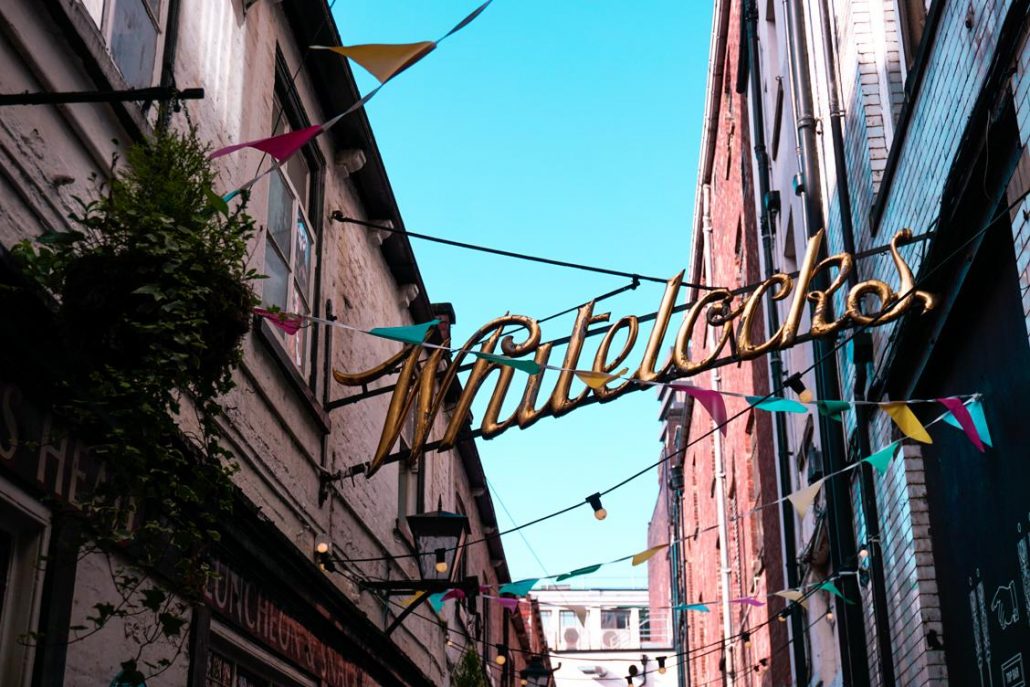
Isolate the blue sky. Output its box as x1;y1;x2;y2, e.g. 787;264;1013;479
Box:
331;1;713;587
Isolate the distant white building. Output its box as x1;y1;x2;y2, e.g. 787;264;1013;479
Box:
530;587;677;687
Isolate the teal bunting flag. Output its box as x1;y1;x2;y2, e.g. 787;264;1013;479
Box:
680;603;710;612
428;592;446;613
369;319;440;345
498;578;540;597
816;400;851;421
555;564;602;582
747;396;808;413
863;442;899;475
473;351;543;375
819;581;854;604
942;399;992;447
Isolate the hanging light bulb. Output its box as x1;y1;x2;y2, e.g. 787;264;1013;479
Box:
586;493;607;520
777;611;787;623
858;544;870;561
826;608;834;622
316;541;329;554
435;548;448;574
625;677;633;686
521;680;528;686
741;631;751;648
657;656;667;675
495;645;507;665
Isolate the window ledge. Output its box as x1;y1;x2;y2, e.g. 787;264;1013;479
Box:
254;317;331;434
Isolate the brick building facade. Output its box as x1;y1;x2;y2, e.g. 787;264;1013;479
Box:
0;1;536;685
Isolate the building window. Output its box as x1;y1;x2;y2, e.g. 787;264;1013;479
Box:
638;607;652;642
262;81;321;375
896;0;931;72
559;610;585;650
81;0;163;87
601;609;631;630
539;609;554;644
207;648;308;687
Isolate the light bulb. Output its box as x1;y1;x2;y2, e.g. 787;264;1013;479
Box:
495;654;506;666
586;493;607;520
858;546;869;560
521;680;528;686
826;609;834;622
436;561;448;573
434;548;448;574
742;631;751;648
658;667;667;675
316;542;329;554
777;612;787;623
657;656;667;674
595;508;608;521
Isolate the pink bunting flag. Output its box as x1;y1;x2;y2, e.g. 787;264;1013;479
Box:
254;308;305;335
670;384;728;436
937;397;985;452
210;124;323;162
730;597;765;607
441;588;466;602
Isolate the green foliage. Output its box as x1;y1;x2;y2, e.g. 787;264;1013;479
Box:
12;125;259;673
452;649;490;687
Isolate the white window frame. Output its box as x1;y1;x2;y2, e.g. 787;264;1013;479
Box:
0;475;51;687
81;0;167;88
208;619;317;687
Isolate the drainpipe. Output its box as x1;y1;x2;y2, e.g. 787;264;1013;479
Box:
668;454;690;687
814;0;896;682
782;0;869;683
741;3;808;683
702;186;735;687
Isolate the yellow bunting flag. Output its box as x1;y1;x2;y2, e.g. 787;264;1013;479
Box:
882;402;933;443
787;478;825;518
401;591;429;607
774;589;808;608
575;367;628;390
314;42;436;83
631;544;668;567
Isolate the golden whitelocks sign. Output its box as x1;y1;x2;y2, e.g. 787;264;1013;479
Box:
336;229;937;474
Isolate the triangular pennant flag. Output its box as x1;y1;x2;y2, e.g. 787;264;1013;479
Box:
555;564;602;582
746;396;808;413
882;402;932;443
313;42;436;83
684;603;710;612
444;0;493;38
473;351;542;375
485;596;520;611
937;397;985;452
428;592;446;614
863;442;899;475
631;544;668;567
567;605;588;626
671;385;728;436
254;308;305;335
441;588;466;602
773;589;808;608
787;478;824;518
211;124;323;161
576;367;629;390
818;581;854;604
942;399;992;447
816;400;851;421
400;592;426;608
498;578;539;597
369;319;440;345
730;597;765;607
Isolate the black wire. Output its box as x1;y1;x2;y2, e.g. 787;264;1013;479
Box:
330;185;1030;567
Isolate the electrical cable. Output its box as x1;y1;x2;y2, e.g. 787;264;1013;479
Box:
328;182;1030;567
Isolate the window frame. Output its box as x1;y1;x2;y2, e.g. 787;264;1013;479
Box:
84;0;166;89
260;52;326;388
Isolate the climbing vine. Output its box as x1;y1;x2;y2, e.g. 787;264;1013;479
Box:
13;124;260;680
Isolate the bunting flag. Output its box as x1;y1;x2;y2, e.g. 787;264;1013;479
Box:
683;603;710;613
254;308;305;335
671;384;728;436
567;605;589;626
746;396;808;414
473;351;543;375
211;124;323;161
631;544;668;567
576;367;629;390
428;592;446;614
937;397;985;452
313;42;436;83
369;319;440;345
555;564;602;582
442;588;466;602
730;597;765;607
816;400;851;421
773;589;808;608
787;478;825;518
498;578;539;597
863;442;899;475
444;0;493;38
818;581;854;604
882;402;933;443
484;595;520;611
942;398;992;447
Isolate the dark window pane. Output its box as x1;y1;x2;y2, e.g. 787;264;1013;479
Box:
293;215;313;301
263;238;289;311
110;0;158;87
207;651;233;687
266;171;293;254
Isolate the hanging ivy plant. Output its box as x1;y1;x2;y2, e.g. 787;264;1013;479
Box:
13;124;260;678
451;649;490;687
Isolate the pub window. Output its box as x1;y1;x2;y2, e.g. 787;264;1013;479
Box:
80;0;164;88
262;65;322;377
206;647;312;687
